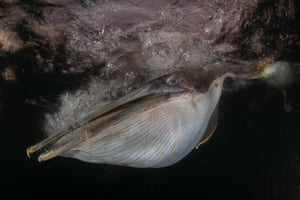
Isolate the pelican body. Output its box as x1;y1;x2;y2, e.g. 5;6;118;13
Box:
27;69;234;168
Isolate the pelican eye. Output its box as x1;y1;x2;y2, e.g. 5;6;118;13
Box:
166;77;179;86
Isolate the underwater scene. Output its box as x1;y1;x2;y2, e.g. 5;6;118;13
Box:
0;0;299;199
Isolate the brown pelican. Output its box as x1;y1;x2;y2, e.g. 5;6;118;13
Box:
27;67;236;168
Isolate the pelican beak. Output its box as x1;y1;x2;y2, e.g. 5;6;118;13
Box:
26;76;189;161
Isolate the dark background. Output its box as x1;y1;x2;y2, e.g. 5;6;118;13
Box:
1;77;300;199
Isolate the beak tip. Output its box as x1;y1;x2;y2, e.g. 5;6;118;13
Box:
38;155;47;162
26;147;34;159
38;150;56;162
37;156;44;162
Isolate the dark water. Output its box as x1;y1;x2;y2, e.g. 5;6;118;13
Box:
1;77;300;199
